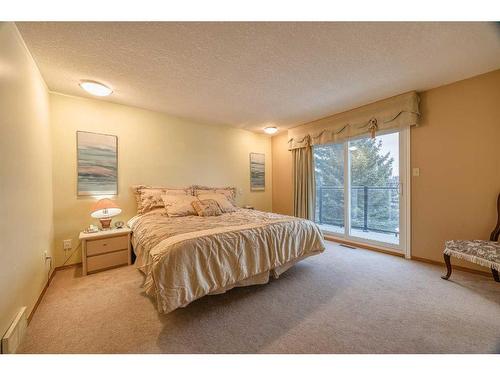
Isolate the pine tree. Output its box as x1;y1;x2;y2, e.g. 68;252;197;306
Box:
313;137;398;233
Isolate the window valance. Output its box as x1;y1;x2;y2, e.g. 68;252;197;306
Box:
288;91;420;150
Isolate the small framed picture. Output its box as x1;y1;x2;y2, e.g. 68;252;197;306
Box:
77;131;118;196
250;152;265;191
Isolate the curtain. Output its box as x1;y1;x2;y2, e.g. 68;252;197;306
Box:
288;91;420;150
293;144;315;220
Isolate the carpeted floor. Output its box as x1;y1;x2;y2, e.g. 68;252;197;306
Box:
18;241;500;354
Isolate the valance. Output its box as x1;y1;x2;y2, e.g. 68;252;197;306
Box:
288;91;420;150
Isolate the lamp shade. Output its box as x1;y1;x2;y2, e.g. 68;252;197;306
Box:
91;198;121;219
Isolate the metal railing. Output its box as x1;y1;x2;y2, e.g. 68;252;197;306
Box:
316;185;399;235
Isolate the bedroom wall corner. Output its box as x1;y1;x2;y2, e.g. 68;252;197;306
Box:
0;22;54;339
49;93;273;267
271;131;293;216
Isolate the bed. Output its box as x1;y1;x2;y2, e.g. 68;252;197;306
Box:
127;208;325;313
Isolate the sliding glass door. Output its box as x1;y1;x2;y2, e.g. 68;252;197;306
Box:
348;132;400;245
313;129;408;254
314;143;344;235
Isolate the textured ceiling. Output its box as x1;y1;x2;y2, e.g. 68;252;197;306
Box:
17;22;500;133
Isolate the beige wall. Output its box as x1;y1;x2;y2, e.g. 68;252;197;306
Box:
272;131;293;215
411;69;500;268
272;69;500;270
50;93;272;267
0;23;54;337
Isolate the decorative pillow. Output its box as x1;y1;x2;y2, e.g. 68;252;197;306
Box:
197;193;236;213
132;185;191;214
161;195;199;217
192;199;223;217
192;185;237;204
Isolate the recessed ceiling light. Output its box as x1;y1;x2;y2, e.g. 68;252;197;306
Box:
79;80;113;97
264;126;278;135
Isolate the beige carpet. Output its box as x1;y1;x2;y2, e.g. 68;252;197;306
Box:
18;241;500;354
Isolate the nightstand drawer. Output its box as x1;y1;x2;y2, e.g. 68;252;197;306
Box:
86;235;129;256
87;249;129;273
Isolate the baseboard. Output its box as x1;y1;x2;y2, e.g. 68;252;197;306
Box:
55;262;82;272
324;235;405;258
27;268;56;324
411;256;491;277
27;262;82;324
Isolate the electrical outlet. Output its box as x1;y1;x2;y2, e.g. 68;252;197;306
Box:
63;239;72;250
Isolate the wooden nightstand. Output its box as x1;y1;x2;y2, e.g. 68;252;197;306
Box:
79;228;132;276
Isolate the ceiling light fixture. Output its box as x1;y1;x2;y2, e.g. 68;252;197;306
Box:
264;126;278;135
79;80;113;97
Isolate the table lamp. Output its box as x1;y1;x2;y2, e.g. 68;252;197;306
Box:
91;198;121;230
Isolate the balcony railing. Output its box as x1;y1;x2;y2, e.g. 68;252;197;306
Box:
316;185;399;235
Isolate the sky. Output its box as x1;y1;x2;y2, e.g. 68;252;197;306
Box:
377;132;399;178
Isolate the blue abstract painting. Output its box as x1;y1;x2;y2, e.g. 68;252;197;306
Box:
77;131;117;196
250;153;265;191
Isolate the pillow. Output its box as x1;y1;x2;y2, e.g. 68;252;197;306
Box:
192;199;223;217
192;185;237;204
197;193;236;213
161;195;199;217
132;185;191;214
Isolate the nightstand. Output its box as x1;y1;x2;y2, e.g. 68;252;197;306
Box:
79;228;132;276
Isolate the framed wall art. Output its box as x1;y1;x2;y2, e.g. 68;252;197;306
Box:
250;152;265;191
77;131;118;196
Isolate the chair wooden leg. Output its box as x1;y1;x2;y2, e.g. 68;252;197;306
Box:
492;268;500;282
441;254;452;280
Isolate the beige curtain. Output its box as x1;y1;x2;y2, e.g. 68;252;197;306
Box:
288;91;420;150
293;144;315;220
